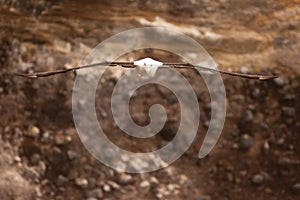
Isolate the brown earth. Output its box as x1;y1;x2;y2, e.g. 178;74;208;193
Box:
0;0;299;200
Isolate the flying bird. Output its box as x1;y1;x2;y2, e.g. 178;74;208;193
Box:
15;57;277;80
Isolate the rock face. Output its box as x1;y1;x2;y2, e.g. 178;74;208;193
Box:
0;0;300;200
0;139;37;199
0;168;35;200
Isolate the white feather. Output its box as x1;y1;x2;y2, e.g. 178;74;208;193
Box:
134;58;163;77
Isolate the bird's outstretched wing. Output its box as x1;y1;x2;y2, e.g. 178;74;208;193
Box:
162;63;278;80
15;61;277;80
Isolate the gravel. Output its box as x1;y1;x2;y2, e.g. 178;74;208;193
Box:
40;131;52;143
292;183;300;191
30;153;41;165
86;188;103;199
243;110;254;122
75;178;89;188
1;2;299;200
57;175;68;186
140;180;151;188
54;134;65;145
118;173;133;185
282;107;296;117
26;126;40;138
274;76;287;87
103;184;111;192
278;157;291;167
252;174;264;184
262;141;270;154
240;134;254;151
67;150;78;160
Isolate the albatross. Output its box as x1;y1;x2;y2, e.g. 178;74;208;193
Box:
15;57;278;80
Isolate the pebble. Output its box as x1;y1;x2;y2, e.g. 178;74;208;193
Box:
235;177;241;184
52;146;63;157
14;156;21;163
164;167;174;176
277;138;285;145
167;184;178;191
57;175;68;186
247;104;256;111
150;176;159;185
41;131;52;143
283;93;295;100
59;187;65;192
278;157;291;167
65;128;77;136
23;166;40;181
65;135;72;143
108;181;120;190
251;88;260;98
260;122;269;130
240;66;250;74
243;110;254;122
274;76;287;86
264;188;272;194
4;126;10;133
161;188;170;196
204;120;210;128
37;161;46;176
75;178;88;188
156;193;163;199
83;165;93;172
292;183;300;191
67;150;78;160
252;174;264;184
100;110;108;118
55;134;65;145
26;126;40;138
103;184;111;192
30;154;41;165
118;173;133;185
35;187;43;198
13;127;22;138
231;143;239;150
282;107;295;117
87;188;103;199
231;94;245;104
240;134;254;151
179;174;189;185
262;141;270;154
260;171;272;181
139;180;151;189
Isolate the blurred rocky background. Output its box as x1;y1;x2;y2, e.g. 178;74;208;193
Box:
0;0;299;199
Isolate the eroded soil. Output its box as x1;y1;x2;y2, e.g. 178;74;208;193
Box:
0;0;299;200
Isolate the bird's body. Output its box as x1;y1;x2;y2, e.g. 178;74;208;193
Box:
15;57;278;80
